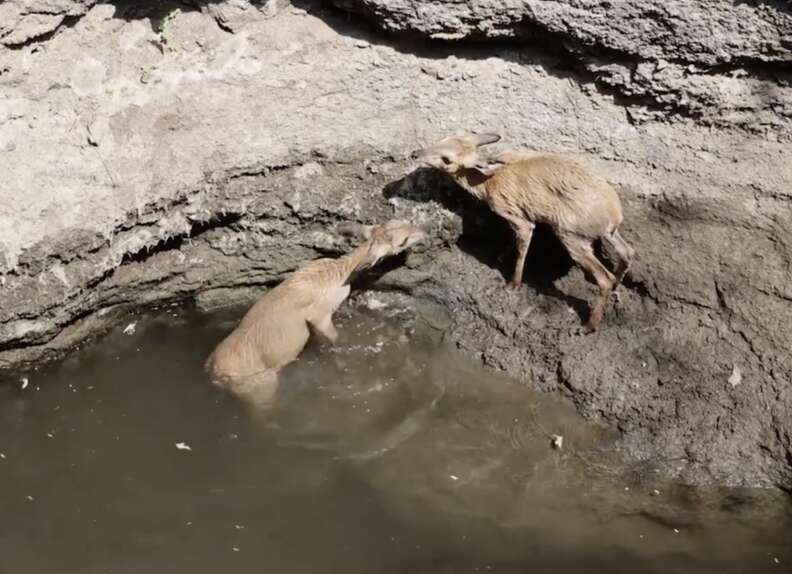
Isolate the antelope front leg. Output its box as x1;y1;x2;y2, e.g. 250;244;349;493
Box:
508;220;536;289
307;284;350;345
308;314;339;345
308;314;349;375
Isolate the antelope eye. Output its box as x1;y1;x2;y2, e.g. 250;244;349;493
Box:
440;155;452;164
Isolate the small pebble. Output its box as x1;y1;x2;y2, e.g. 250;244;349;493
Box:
673;528;680;534
232;547;240;552
728;364;742;387
449;475;459;481
175;442;192;451
21;378;29;390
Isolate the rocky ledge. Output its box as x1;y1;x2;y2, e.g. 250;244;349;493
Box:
0;0;790;489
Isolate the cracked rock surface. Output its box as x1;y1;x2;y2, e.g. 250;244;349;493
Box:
0;0;791;489
0;0;98;47
335;0;792;135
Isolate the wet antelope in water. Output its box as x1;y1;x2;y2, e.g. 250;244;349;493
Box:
205;220;426;408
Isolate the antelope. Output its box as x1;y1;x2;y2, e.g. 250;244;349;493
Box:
205;220;426;409
416;133;634;332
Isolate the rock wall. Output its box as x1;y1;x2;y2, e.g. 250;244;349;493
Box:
334;0;792;134
0;0;790;488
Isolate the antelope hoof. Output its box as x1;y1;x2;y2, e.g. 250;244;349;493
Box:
332;356;347;372
507;280;522;291
582;319;599;334
314;331;336;346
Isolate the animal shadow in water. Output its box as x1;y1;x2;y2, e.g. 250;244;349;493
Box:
383;168;591;323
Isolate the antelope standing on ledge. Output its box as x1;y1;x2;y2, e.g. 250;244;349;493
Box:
205;220;425;408
416;133;634;332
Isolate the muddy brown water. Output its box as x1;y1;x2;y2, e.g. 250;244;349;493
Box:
1;297;790;574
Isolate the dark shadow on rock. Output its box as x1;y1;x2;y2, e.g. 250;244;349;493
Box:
648;193;720;226
733;0;792;16
110;0;202;31
302;0;575;71
383;168;591;323
312;0;792;133
109;0;262;36
349;251;411;292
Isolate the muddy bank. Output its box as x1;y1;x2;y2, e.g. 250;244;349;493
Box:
0;0;791;488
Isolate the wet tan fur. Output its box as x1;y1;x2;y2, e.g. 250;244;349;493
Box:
417;134;635;332
205;221;425;407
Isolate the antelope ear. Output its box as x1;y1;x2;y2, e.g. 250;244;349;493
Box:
461;151;504;176
383;219;408;229
472;157;505;177
459;150;482;169
359;241;390;270
337;223;372;240
360;224;376;240
473;133;501;147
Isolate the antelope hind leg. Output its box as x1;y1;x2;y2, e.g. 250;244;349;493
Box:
228;369;280;422
560;233;617;332
607;228;635;285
